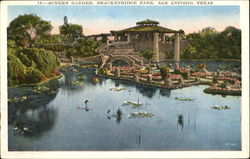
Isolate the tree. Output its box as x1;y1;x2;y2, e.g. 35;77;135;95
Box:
160;65;169;79
182;26;241;60
8;14;53;48
139;50;155;65
8;49;27;86
59;24;83;42
140;50;155;74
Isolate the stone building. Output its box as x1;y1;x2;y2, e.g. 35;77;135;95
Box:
111;19;184;62
98;19;187;66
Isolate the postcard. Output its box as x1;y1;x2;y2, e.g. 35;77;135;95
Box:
1;0;249;158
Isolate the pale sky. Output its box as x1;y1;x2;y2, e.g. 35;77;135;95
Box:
8;5;240;35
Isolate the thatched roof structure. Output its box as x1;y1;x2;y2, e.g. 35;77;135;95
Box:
136;19;159;26
111;19;182;35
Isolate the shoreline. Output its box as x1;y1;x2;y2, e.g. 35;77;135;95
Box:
8;74;62;89
97;74;204;90
96;73;241;96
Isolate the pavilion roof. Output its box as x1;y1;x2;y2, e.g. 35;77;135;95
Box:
111;25;181;34
136;19;159;25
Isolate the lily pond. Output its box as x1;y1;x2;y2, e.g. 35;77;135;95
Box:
8;61;241;151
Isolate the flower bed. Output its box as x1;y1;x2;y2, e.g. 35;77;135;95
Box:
180;68;189;73
191;72;214;77
120;71;135;76
132;69;148;74
208;86;228;91
170;74;181;79
152;76;162;80
112;66;140;71
214;76;240;84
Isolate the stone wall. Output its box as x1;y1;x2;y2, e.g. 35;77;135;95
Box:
158;39;190;62
74;55;101;64
133;33;154;52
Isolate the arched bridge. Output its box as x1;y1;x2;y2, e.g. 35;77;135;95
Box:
109;55;135;66
106;55;143;67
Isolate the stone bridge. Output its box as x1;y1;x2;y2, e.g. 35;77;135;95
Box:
107;55;141;66
96;42;144;67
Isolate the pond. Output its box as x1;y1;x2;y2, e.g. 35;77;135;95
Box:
8;62;241;151
159;60;241;71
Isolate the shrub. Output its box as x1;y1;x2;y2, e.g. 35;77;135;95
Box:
8;52;27;86
180;72;188;79
160;65;169;79
218;83;227;88
8;47;60;86
212;78;218;83
98;68;109;75
17;48;60;76
173;69;180;74
25;68;45;83
198;63;206;69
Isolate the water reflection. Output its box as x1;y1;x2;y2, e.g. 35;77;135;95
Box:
135;85;157;98
12;107;57;138
177;114;184;131
8;79;60;138
115;81;120;87
116;108;122;124
159;89;171;97
136;129;142;149
8;65;241;150
106;108;123;124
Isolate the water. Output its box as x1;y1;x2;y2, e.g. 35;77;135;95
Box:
8;64;241;151
159;60;241;71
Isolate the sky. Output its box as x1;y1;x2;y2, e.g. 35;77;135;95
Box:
8;5;240;35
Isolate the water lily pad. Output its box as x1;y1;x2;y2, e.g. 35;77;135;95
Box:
110;87;127;91
72;81;83;85
174;97;195;102
32;86;50;94
8;96;28;103
211;105;231;110
122;101;143;108
129;112;154;118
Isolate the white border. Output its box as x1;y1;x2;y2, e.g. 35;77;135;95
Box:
1;0;249;158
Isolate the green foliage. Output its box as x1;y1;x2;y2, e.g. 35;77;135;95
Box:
182;26;241;59
180;72;188;79
173;69;181;74
66;48;77;58
212;78;218;83
34;35;66;54
8;50;27;86
65;39;100;58
165;50;174;59
7;14;52;48
8;40;17;48
59;24;83;42
8;47;60;86
98;68;109;75
160;65;169;79
139;50;155;65
26;68;44;83
218;83;227;88
34;34;62;45
16;48;60;76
